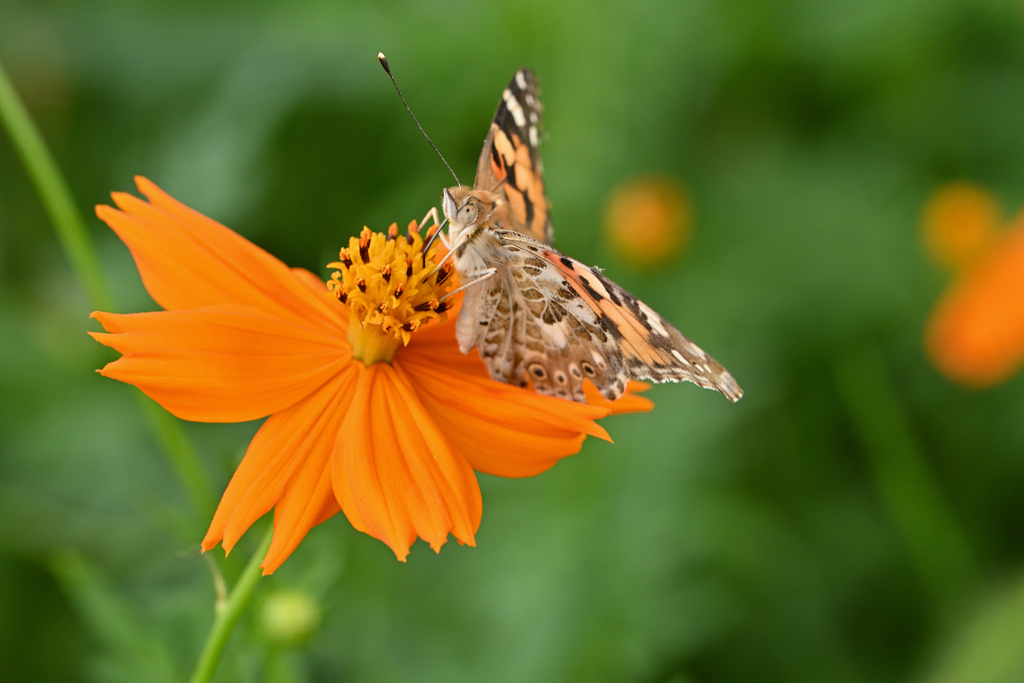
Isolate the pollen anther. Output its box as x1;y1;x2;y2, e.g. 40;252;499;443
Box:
326;220;450;364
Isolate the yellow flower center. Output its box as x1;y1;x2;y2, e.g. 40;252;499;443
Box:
327;221;453;365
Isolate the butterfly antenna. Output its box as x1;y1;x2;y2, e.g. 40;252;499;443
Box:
378;52;461;187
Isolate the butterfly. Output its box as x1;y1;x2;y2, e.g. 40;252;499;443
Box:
437;68;742;404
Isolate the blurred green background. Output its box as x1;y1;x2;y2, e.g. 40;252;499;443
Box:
3;0;1024;681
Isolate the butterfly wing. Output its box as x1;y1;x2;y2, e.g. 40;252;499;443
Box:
473;68;552;245
455;240;624;402
478;230;743;403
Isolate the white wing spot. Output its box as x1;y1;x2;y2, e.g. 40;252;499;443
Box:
529;125;539;147
672;349;686;363
541;321;568;348
582;272;611;299
503;89;526;127
639;302;669;336
516;71;527;89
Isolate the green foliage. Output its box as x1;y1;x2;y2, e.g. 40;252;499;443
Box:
2;0;1024;681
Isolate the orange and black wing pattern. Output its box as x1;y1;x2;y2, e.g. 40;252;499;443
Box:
542;247;744;402
474;69;552;245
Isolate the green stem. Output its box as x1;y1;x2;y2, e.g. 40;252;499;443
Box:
0;58;215;522
3;55;264;683
190;525;274;683
833;345;979;612
0;60;113;310
139;398;217;520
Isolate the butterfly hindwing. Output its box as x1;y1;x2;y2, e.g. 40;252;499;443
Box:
455;232;629;401
474;69;552;245
492;230;743;402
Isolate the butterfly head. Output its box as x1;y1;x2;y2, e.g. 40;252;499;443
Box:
443;186;508;244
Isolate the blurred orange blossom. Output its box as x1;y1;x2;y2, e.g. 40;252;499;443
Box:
920;182;1000;269
604;176;691;268
924;183;1024;387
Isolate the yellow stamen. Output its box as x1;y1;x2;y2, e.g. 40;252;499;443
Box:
327;222;449;365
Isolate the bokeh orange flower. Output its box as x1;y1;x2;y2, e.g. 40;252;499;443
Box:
923;183;1024;387
90;177;651;573
920;182;1000;270
604;176;691;268
926;211;1024;387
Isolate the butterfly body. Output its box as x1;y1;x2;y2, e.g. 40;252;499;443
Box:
441;186;508;273
440;69;742;404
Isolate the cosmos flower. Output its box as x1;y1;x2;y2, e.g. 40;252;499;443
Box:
90;177;651;573
604;176;691;268
925;208;1024;388
920;182;1000;270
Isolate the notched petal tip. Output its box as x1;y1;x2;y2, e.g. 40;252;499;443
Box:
134;175;163;199
110;191;141;212
590;422;613;443
334;365;481;562
88;310;127;333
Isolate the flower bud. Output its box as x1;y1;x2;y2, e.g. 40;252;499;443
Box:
261;590;321;646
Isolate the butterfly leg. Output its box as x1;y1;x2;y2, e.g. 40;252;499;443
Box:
418;207;440;231
440;268;497;301
427;230;470;276
420;212;451;266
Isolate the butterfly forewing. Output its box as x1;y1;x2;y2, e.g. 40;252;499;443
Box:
474;69;552;245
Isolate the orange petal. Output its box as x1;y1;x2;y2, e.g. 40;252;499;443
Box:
261;441;345;575
291;267;333;297
332;364;481;561
582;379;655;414
400;307;490;377
397;353;613;478
202;367;356;567
95;177;343;331
91;305;350;422
926;218;1024;386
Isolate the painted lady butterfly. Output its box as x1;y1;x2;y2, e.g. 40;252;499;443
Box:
439;69;742;403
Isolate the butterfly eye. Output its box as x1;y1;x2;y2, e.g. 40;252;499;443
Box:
458;204;478;225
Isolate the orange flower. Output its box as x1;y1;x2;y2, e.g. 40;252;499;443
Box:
604;176;691;268
921;182;1000;270
925;209;1024;387
90;177;651;573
